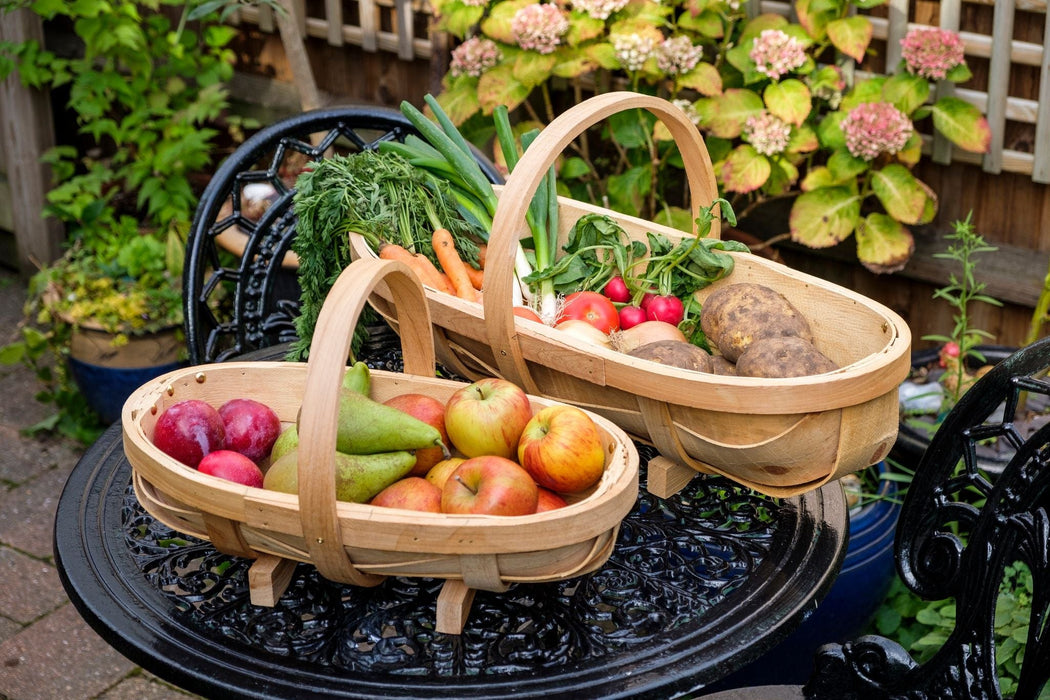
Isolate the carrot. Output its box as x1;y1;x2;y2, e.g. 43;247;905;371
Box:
378;242;454;294
433;228;479;302
464;264;484;291
477;243;488;270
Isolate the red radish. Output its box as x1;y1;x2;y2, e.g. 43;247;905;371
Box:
640;291;657;310
603;276;630;304
645;295;685;325
618;305;647;330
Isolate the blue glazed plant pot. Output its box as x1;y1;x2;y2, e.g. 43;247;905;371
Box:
706;461;901;689
68;326;186;425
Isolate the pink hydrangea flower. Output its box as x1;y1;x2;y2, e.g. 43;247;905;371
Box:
613;34;656;72
743;111;792;156
900;26;966;80
449;37;502;78
657;36;703;75
840;102;914;161
749;29;807;81
572;0;629;21
512;4;569;55
672;98;700;126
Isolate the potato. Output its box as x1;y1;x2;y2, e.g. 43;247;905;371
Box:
735;336;838;378
700;283;813;363
708;354;737;376
628;340;712;372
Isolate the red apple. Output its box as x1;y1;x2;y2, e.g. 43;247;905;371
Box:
370;476;442;512
198;449;264;488
219;398;282;463
425;457;466;491
152;399;225;468
440;456;538;515
383;393;449;476
444;378;533;459
535;487;569;512
517;405;605;493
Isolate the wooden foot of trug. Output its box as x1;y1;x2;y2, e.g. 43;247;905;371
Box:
646;455;698;498
248;554;297;607
436;579;476;635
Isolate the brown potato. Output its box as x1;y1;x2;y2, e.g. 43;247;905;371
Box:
708;354;737;376
735;336;838;378
700;283;813;363
628;340;712;372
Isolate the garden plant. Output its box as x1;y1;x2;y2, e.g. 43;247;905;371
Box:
429;0;992;273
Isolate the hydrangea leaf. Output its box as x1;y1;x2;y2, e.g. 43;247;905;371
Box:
700;88;764;138
720;145;771;193
882;72;930;115
565;13;606;45
787;123;819;153
809;65;845;95
896;132;923;167
434;79;481;125
676;7;725;38
435;3;485;37
479;0;529;44
764;79;811;126
817;112;847;150
800;165;835;191
652;205;694;233
606;164;651;217
827;149;869;181
856;213;916;274
677;61;723;96
559;156;591;180
871;163;926;224
945;62;973;83
917;178;938;224
585;42;621;70
789;186;860;247
477;64;531;115
840;76;885;110
513;51;557;87
826;16;871;62
930;97;993;153
552;51;599;78
794;0;830;40
764;158;799;196
740;11;790;41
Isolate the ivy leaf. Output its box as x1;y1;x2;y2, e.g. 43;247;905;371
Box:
930;97;993;153
477;65;531;116
720;145;771;193
700;88;764;138
826;15;872;62
872;164;928;224
882;72;931;115
764;78;811;126
677;61;723;97
856;213;915;274
789;186;860;248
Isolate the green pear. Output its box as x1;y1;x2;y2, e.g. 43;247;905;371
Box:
342;361;371;395
269;424;299;463
263;448;416;503
330;387;449;456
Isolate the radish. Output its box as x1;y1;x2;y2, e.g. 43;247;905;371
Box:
645;295;684;326
618;305;647;330
603;276;630;304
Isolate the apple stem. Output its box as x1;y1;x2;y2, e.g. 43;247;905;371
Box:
454;474;477;495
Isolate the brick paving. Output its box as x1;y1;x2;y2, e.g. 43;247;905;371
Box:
0;267;196;700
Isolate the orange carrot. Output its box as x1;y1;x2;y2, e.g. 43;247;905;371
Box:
464;264;484;291
477;243;488;270
433;229;479;301
378;242;454;293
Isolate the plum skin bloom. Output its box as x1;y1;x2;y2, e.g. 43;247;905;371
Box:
900;27;966;80
840;102;914;161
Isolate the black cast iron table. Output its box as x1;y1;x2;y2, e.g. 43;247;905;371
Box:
55;346;848;699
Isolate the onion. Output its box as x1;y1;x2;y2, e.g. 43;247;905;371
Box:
610;321;687;354
554;320;613;349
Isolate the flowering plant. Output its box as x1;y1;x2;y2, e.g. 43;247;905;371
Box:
430;0;992;272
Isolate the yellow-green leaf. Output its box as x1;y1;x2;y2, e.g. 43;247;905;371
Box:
480;0;530;44
586;42;621;70
701;88;764;139
435;80;481;125
720;145;771;193
827;149;869;181
437;3;485;38
764;79;811;126
789;186;860;247
799;165;836;191
552;53;599;78
882;72;930;115
477;65;531;115
787;124;819;153
566;13;606;45
677;7;725;38
826;15;872;62
677;61;723;97
856;213;916;274
871;163;926;224
513;51;556;87
930;97;993;153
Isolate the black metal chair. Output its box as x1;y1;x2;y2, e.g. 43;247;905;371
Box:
183;105;503;366
703;336;1050;699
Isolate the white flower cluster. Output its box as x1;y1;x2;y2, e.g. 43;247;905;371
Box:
657;36;703;75
743;111;792;156
613;34;656;72
572;0;629;20
512;3;570;54
672;99;701;126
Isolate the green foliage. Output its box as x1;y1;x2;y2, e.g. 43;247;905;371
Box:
433;0;992;273
0;0;253;441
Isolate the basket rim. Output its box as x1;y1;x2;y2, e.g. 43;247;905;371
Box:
121;361;641;556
